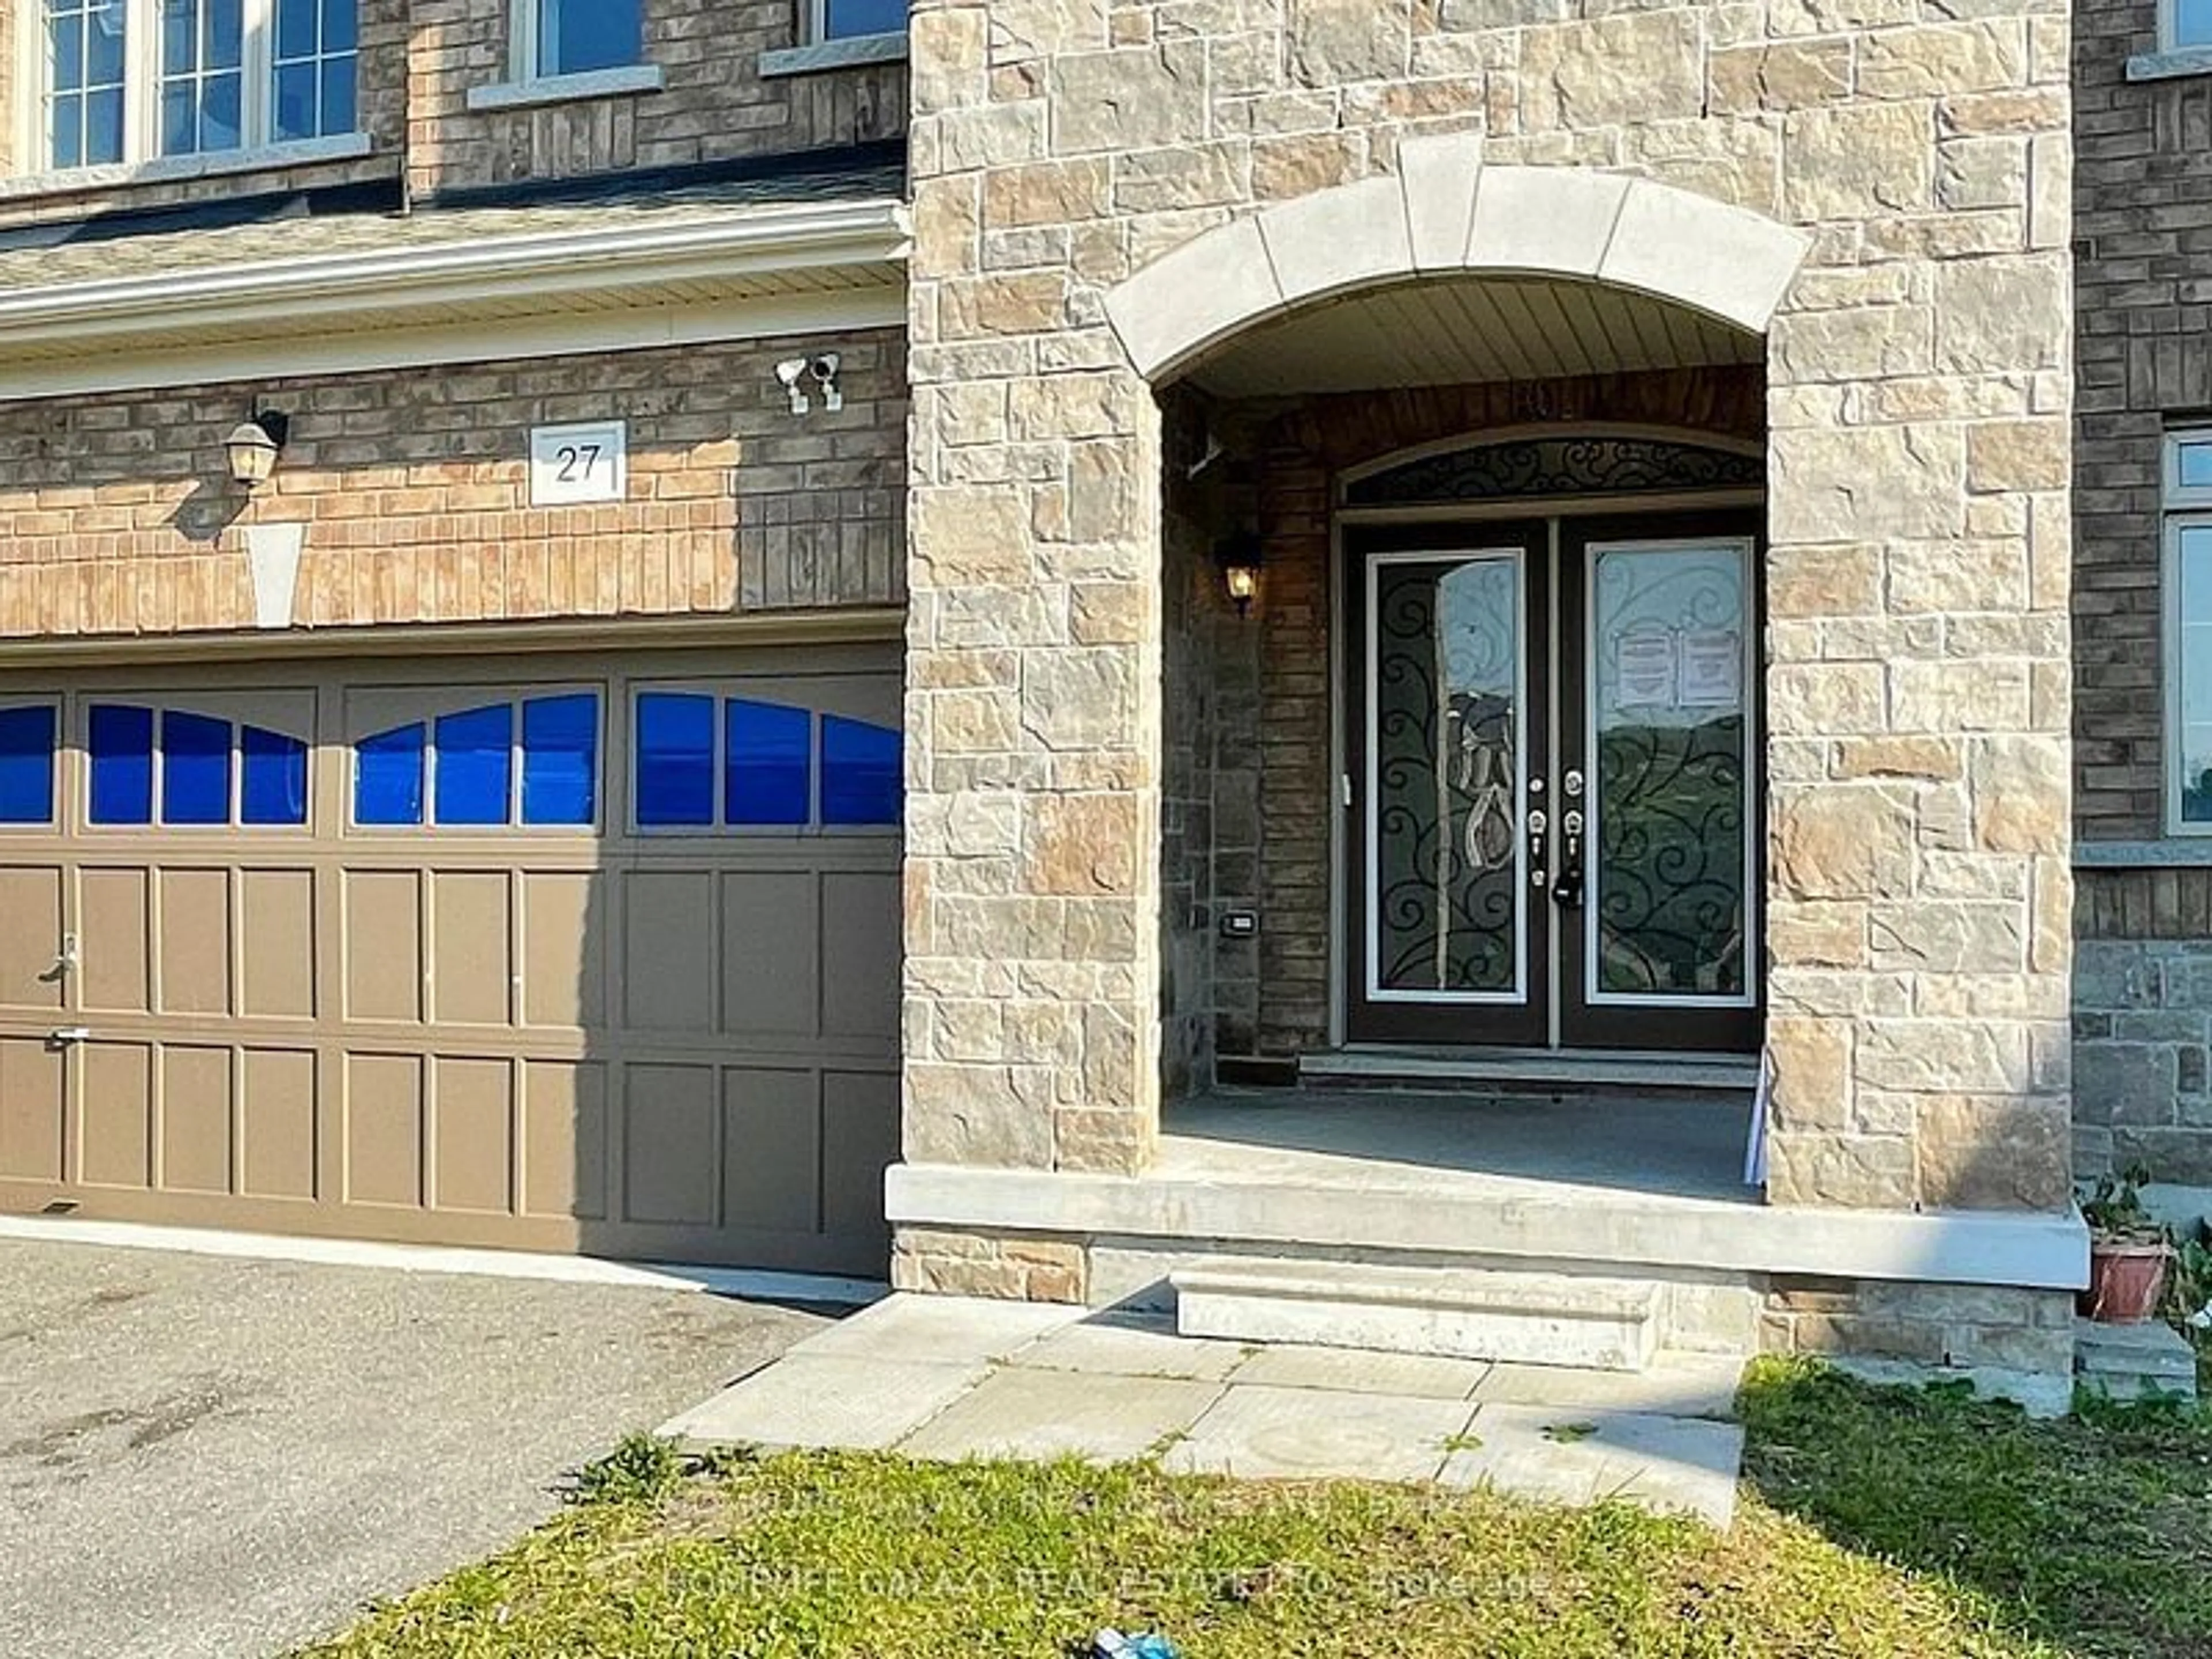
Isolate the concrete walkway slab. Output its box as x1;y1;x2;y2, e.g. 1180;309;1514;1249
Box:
661;1354;987;1451
899;1366;1224;1464
1231;1343;1491;1399
787;1293;1080;1365
1164;1385;1478;1483
1439;1403;1744;1525
1009;1314;1252;1381
1472;1355;1744;1419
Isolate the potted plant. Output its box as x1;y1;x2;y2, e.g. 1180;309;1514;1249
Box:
2082;1169;2173;1324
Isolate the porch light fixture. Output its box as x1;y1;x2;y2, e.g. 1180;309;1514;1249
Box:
225;411;289;490
1214;530;1263;616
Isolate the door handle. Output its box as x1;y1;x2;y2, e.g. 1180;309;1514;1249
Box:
1554;808;1585;910
1527;808;1548;889
48;1027;90;1048
39;933;77;984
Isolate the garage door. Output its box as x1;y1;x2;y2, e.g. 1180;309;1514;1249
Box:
0;642;903;1275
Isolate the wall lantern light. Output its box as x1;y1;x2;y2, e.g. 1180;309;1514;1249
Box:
1214;529;1263;616
225;410;289;490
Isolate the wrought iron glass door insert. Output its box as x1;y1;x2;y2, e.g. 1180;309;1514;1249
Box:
1344;512;1761;1054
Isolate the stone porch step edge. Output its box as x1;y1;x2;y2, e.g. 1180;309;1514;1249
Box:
1169;1259;1660;1323
1299;1050;1760;1093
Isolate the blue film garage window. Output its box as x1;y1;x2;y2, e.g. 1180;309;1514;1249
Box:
241;726;309;827
161;710;234;826
725;699;812;826
821;715;901;827
355;722;427;826
434;703;514;827
89;704;156;825
635;692;716;827
0;705;56;825
521;694;599;827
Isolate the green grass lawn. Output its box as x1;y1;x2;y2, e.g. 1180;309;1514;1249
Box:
304;1358;2212;1659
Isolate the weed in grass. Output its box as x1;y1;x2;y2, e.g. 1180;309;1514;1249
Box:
1439;1431;1484;1453
1541;1422;1597;1444
570;1431;685;1507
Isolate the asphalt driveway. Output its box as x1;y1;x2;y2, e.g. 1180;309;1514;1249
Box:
0;1236;831;1658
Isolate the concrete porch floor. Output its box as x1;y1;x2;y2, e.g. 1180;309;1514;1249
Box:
1165;1088;1757;1205
662;1294;1747;1527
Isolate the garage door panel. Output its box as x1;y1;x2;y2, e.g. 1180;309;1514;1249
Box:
822;1069;900;1243
79;868;151;1016
158;868;233;1017
240;1048;317;1201
161;1045;234;1195
622;872;715;1034
622;1062;717;1226
345;871;423;1024
0;1035;65;1183
822;872;900;1043
431;1057;514;1215
239;870;316;1020
721;1067;820;1235
0;865;63;1015
81;1043;153;1189
431;872;513;1029
344;1053;424;1208
522;1059;605;1221
721;873;819;1039
520;872;602;1031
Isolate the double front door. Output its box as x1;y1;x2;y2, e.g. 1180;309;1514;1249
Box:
1345;512;1761;1054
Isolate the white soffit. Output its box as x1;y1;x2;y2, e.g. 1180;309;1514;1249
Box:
1185;273;1763;400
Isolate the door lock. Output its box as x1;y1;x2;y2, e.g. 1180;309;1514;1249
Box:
47;1027;90;1048
1554;807;1586;910
1527;808;1548;889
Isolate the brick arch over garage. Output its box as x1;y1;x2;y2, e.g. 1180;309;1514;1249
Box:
1103;136;1813;386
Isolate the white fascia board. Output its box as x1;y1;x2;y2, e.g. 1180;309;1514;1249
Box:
0;283;908;400
0;195;911;353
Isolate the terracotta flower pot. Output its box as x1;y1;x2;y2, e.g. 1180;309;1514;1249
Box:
2084;1240;2171;1324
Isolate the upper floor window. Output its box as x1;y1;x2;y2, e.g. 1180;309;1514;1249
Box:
35;0;358;173
812;0;906;40
2166;431;2212;832
2166;0;2212;51
520;0;641;78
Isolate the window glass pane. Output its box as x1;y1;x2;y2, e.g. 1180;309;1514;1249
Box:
0;706;56;825
434;703;514;826
635;692;715;827
241;726;309;827
521;694;597;827
355;723;425;826
726;700;811;826
203;0;241;68
50;94;82;169
161;0;195;73
276;0;314;55
88;2;124;79
320;56;355;134
160;84;195;154
47;0;125;168
2182;529;2212;824
821;715;902;826
161;710;233;825
202;70;241;147
539;0;640;74
273;62;316;140
2179;438;2212;492
85;89;123;161
89;704;154;825
824;0;907;38
323;0;356;52
51;13;84;89
2177;0;2212;46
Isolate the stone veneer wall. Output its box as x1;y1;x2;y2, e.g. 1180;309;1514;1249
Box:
2070;0;2212;1187
0;331;907;639
902;0;2075;1216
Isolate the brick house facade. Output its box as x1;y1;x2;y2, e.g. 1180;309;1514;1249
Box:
0;0;2136;1405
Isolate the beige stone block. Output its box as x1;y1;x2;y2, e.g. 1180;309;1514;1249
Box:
1706;41;1852;112
1112;142;1249;213
1620;117;1783;217
1967;734;2069;855
1770;305;1930;382
1933;253;2069;374
941;272;1070;338
1599;177;1809;333
1767;543;1881;619
1885;539;2028;615
2029;855;2069;976
1965;419;2067;493
1782;103;1933;219
1021;646;1137;751
1251;130;1368;199
1859;22;2027;100
1915;1096;2071;1211
1858;1020;2028;1094
1396;131;1484;272
912;487;1032;585
1466;165;1627;277
1028;792;1140;895
911;6;991;112
1520;12;1704;131
1768;902;1869;970
1770;423;1963;544
1009;373;1143;442
988;0;1108;65
1767;662;1885;737
1773;785;1914;900
1937;135;2028;212
1868;901;2024;974
984;158;1111;228
1766;0;1915;33
906;1063;1055;1168
1260;175;1414;306
1288;0;1411;85
1834;736;1961;781
1050;43;1207;154
1768;1015;1854;1130
1767;1132;1917;1209
2027;130;2069;250
1890;660;2030;734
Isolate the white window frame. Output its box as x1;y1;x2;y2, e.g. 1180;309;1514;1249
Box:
15;0;361;179
2164;429;2212;835
2161;0;2212;54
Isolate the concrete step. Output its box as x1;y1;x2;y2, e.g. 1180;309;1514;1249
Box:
1298;1046;1759;1098
1172;1257;1662;1373
2075;1317;2199;1404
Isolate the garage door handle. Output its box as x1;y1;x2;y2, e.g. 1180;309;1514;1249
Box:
48;1028;89;1046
